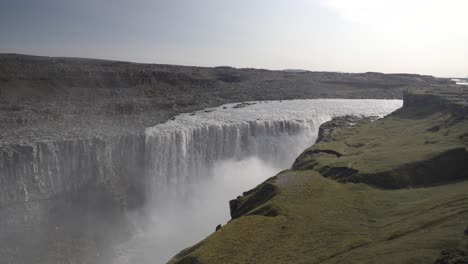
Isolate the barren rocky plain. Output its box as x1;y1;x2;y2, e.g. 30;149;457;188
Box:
0;54;451;144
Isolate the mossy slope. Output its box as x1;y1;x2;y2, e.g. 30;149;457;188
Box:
293;92;468;188
170;171;468;264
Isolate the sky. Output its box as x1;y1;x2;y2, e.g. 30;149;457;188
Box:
0;0;467;77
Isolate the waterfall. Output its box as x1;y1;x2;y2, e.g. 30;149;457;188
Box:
144;99;403;200
109;99;403;263
0;99;402;209
144;118;325;198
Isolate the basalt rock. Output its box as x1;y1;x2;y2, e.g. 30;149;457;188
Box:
315;115;377;143
229;177;278;219
434;249;468;264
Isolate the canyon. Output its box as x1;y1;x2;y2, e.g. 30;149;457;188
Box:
0;54;464;264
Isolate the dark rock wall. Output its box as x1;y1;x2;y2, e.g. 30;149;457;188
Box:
403;88;468;116
0;134;146;209
0;134;147;263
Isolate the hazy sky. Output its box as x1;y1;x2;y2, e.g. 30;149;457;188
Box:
1;0;467;77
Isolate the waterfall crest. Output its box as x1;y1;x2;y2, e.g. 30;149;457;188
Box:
146;119;323;180
0;99;402;209
144;99;403;201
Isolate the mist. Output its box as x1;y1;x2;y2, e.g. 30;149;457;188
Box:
114;157;282;263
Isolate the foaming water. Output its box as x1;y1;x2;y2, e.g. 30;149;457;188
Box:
114;99;403;263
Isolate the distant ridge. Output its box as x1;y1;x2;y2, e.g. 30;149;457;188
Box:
282;69;309;73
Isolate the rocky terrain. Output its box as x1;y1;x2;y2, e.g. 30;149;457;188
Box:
0;53;451;145
170;87;468;264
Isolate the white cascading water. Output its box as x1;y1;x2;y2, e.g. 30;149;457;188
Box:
114;99;403;264
145;118;326;202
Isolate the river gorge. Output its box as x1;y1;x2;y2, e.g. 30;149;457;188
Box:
0;99;402;263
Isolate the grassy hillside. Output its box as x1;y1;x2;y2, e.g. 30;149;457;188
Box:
293;88;468;189
170;172;468;264
169;87;468;264
293;105;468;188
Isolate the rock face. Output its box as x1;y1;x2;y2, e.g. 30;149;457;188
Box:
434;249;468;264
229;177;278;219
291;115;376;171
403;88;468;116
0;134;146;263
434;226;468;264
0;134;145;208
315;115;378;143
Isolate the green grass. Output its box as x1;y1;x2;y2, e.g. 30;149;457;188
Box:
170;171;468;264
294;105;468;188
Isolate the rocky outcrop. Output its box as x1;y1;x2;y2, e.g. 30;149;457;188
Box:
433;224;468;264
434;249;468;264
292;115;374;171
296;147;468;189
315;115;378;143
229;177;278;219
403;87;468;116
349;147;468;188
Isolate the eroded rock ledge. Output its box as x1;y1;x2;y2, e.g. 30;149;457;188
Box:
293;88;468;189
